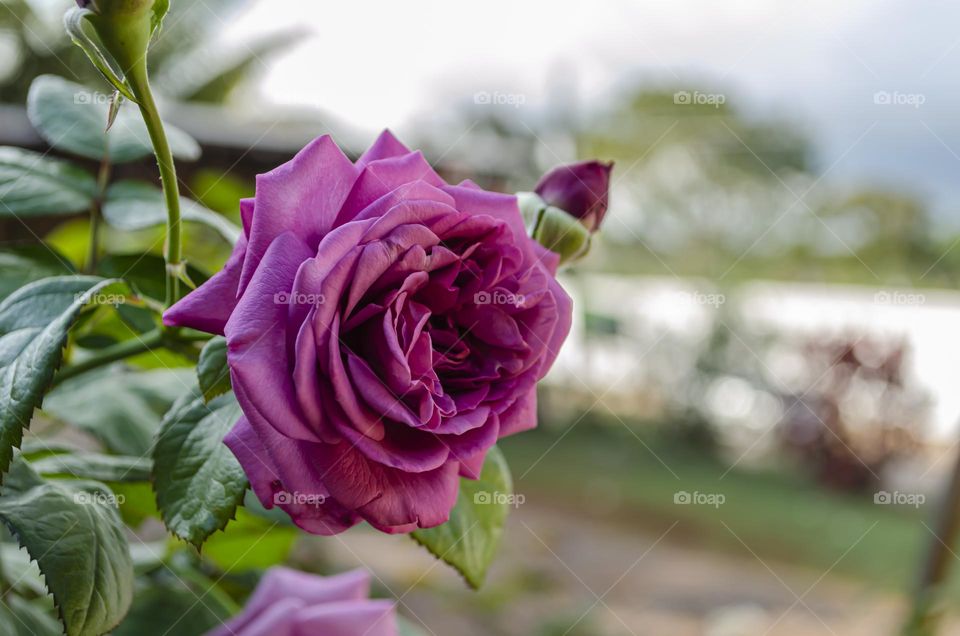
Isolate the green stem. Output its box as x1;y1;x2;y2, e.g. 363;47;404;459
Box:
85;154;112;274
52;329;164;388
902;442;960;635
124;59;181;307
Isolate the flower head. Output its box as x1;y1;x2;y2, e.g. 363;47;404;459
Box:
164;130;572;534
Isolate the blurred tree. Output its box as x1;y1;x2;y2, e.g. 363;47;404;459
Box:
575;86;946;286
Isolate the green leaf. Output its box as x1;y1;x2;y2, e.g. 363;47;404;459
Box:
43;367;192;456
0;594;62;636
398;616;429;636
150;0;171;36
31;452;152;483
103;180;240;244
112;573;234;636
153;392;247;547
0;245;76;302
63;8;136;102
202;505;296;573
0;147;97;217
411;446;512;589
97;253;209;303
197;336;230;402
27;75;200;164
0;459;134;636
111;482;160;528
0;276;128;483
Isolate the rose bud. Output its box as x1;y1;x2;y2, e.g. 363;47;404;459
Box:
516;192;592;265
206;567;397;636
69;0;164;75
534;160;613;233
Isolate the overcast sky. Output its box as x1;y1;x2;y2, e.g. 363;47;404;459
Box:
221;0;960;224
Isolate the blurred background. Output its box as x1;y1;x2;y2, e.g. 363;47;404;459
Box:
4;0;960;634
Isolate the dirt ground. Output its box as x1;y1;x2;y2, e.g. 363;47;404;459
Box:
313;503;960;636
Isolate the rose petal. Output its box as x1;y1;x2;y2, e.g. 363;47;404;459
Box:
337;152;446;223
224;415;360;535
226;232;322;442
163;234;247;333
292;600;398;636
356;129;411;168
240;135;359;292
209;597;301;636
498;388;537;437
317;442;459;529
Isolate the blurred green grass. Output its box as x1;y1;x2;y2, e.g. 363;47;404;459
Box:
501;422;941;594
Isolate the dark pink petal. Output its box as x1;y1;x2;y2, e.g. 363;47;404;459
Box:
292;600;398;636
163;234;247;333
292;314;339;443
498;389;537;437
223;415;359;535
535;160;613;232
439;185;530;257
240;197;254;236
331;409;451;473
356;129;411;168
240;136;359;292
225;232;320;442
434;413;500;465
234;568;368;623
458;448;488;480
337;152;446;223
539;277;573;374
318;442;460;529
209;597;300;636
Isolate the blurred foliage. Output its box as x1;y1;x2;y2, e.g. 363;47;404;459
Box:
575;87;945;285
0;0;302;105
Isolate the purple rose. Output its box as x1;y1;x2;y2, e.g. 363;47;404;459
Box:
164;130;571;534
534;160;613;232
207;567;396;636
